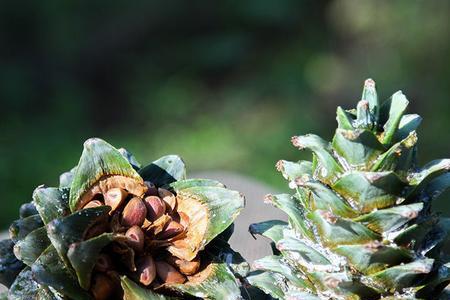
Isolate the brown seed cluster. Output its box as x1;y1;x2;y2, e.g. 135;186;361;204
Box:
82;181;201;300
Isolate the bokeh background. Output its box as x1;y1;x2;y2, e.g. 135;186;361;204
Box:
1;0;449;229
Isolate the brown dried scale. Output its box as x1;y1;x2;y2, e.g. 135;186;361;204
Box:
83;200;104;209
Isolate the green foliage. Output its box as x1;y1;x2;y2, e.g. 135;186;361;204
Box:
1;0;450;228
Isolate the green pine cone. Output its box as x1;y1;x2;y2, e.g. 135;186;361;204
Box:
1;138;247;300
248;79;450;299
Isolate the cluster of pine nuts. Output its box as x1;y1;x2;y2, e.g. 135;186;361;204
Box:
82;182;200;300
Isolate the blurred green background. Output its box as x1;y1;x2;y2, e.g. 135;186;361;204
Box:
1;0;449;228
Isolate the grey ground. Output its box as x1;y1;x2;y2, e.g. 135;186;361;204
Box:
192;171;286;261
0;171;286;294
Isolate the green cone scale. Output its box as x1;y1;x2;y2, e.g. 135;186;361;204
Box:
0;138;246;299
248;79;450;299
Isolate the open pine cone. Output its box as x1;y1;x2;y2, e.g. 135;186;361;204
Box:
1;138;247;300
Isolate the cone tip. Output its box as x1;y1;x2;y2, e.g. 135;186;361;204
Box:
364;78;375;88
83;137;105;149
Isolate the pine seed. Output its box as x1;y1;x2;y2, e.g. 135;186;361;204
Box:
104;188;128;214
158;188;177;212
122;197;147;227
155;261;186;284
90;273;115;300
144;181;159;196
157;221;184;239
136;255;156;286
125;226;145;253
144;196;165;221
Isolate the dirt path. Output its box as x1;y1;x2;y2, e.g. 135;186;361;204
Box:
192;171;286;262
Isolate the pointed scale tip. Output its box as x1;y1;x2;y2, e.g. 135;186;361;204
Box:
275;160;284;172
291;136;304;149
294;175;310;187
393;90;405;97
252;262;263;270
364;78;376;88
263;194;274;204
357;99;369;107
83;137;105;149
324;276;342;289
